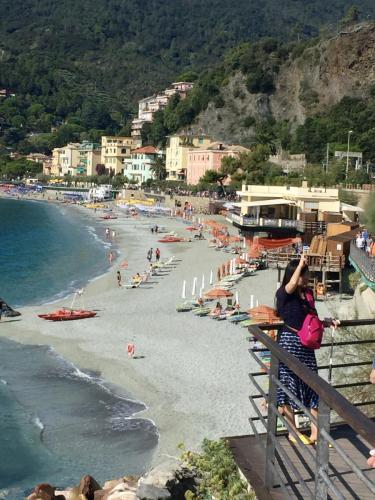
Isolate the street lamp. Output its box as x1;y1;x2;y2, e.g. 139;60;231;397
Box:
346;130;353;180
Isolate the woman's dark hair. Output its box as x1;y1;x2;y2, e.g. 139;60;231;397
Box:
275;259;309;315
281;259;309;288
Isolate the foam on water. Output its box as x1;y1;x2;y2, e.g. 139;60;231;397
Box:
0;200;158;496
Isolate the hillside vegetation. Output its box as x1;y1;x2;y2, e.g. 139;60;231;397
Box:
1;1;375;154
144;20;375;167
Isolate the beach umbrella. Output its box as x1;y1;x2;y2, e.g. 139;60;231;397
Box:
182;280;186;299
201;274;205;290
205;288;233;299
192;277;197;296
209;269;213;285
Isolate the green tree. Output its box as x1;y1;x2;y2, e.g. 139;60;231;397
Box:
150;156;167;181
340;5;360;28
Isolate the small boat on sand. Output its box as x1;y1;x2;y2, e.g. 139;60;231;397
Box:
38;309;97;321
158;236;184;243
99;215;118;220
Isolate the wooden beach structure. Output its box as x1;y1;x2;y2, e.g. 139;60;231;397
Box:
228;319;375;499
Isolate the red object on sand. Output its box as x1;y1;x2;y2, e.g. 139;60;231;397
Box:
186;226;198;231
158;236;183;243
99;215;118;219
38;309;97;321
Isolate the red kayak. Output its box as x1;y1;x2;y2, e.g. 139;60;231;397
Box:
99;215;118;220
158;237;184;243
38;309;97;321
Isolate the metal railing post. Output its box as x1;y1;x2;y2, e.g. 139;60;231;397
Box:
265;352;279;489
315;399;331;499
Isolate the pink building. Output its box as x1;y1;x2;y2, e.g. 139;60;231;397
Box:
186;143;250;185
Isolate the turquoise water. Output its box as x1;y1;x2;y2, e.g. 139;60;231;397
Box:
0;199;158;497
0;198;110;307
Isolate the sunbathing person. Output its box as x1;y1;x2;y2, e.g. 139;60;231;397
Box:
132;273;142;283
209;302;223;317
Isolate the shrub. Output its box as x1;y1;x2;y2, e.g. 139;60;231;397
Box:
179;439;256;499
348;271;361;292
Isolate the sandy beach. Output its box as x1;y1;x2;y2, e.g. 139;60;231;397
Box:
0;201;333;466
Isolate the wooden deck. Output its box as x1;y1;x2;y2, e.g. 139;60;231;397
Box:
228;424;375;500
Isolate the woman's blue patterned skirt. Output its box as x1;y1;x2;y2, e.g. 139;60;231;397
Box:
277;330;319;410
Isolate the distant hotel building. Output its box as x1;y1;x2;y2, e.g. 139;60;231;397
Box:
101;136;139;175
165;134;212;181
186;142;250;185
131;82;194;139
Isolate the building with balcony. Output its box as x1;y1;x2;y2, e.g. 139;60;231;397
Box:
131;82;194;138
186;142;250;185
123;146;164;184
232;182;362;237
166;134;213;181
101;136;138;175
77;142;101;176
49;143;80;176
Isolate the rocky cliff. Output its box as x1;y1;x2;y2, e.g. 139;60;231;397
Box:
190;22;375;143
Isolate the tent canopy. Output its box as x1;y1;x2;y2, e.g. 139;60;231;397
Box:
340;202;364;213
234;198;296;208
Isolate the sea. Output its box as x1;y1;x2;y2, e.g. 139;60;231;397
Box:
0;198;158;498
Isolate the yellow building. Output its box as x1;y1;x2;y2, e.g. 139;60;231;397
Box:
165;134;212;181
48;143;81;176
78;142;101;176
101;136;138;175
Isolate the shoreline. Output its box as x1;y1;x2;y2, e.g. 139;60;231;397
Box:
0;197;337;474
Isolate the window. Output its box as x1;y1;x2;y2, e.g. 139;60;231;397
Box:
121;148;126;154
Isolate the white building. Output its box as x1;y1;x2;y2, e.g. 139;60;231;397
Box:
131;82;194;138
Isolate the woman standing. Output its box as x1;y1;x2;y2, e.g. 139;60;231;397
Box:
275;255;334;445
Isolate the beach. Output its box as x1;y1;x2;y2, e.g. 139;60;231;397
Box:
0;201;333;466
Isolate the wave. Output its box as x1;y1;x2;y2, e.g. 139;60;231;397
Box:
86;225;111;249
0;379;7;385
33;417;45;431
47;347;147;412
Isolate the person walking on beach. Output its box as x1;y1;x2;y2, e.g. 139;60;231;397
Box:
105;227;110;240
155;248;161;262
108;251;114;265
117;270;122;287
275;254;338;445
147;248;153;262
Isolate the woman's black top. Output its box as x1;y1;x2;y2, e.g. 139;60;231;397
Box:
276;286;314;331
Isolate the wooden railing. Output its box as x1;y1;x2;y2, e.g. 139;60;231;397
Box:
248;320;375;499
267;252;344;270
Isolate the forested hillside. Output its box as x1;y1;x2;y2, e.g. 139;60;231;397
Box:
0;0;375;154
